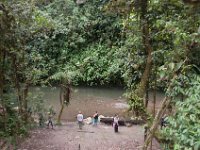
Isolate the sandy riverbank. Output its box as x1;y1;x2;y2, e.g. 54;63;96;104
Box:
17;122;161;150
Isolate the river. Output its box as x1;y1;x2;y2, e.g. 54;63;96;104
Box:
31;86;164;121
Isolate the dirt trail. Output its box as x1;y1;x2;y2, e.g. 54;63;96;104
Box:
17;122;161;150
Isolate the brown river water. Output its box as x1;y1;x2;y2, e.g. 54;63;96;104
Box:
31;86;164;121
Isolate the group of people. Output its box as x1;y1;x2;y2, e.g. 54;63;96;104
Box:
77;111;120;133
46;110;167;132
44;109;120;133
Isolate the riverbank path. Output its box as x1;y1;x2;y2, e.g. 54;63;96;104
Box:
17;122;161;150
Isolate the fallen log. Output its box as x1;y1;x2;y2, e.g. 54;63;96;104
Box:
100;117;145;126
77;130;94;133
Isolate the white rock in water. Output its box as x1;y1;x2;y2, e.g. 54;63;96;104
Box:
125;123;132;127
98;115;105;118
84;117;92;124
114;103;129;109
98;115;105;122
13;106;19;111
76;0;86;4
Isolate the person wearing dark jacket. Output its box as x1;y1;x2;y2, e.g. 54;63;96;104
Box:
93;111;99;126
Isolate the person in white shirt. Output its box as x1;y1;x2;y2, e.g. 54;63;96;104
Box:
113;114;119;132
77;111;84;129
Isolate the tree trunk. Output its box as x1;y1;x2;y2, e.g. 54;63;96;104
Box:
57;82;71;124
0;50;4;103
145;82;149;108
143;75;177;149
0;50;6;130
135;0;152;99
12;55;23;114
153;86;156;117
131;0;152;116
153;69;157;117
23;82;29;123
135;51;152;99
57;87;64;124
57;103;64;125
143;97;171;150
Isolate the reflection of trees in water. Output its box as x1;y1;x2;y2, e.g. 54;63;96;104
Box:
31;87;164;121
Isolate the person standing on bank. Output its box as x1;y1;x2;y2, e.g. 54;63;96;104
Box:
77;111;84;129
47;106;56;129
113;114;119;133
47;112;54;129
93;111;99;126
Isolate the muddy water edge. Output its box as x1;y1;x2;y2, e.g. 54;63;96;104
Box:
30;86;164;121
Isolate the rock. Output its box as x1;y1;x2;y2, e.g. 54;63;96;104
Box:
114;103;129;109
98;115;105;122
125;123;132;127
84;117;92;125
76;0;86;5
98;115;105;119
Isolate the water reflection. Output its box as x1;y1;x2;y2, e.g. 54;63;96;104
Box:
31;86;165;121
31;86;126;121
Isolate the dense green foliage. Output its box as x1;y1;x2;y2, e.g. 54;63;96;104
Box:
162;74;200;149
0;0;200;149
28;0;125;85
0;0;126;140
0;0;45;138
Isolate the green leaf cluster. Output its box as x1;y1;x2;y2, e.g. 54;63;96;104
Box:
162;74;200;149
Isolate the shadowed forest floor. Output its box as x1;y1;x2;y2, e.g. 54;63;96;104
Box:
17;122;161;150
